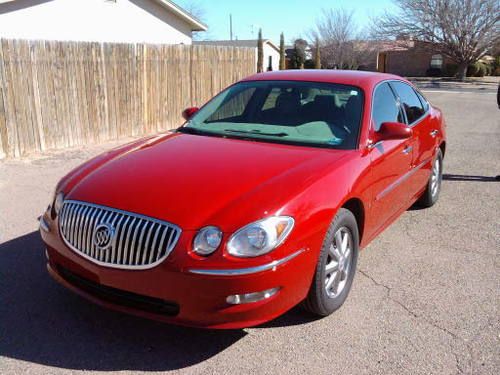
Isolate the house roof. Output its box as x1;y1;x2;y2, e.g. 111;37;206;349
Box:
153;0;207;31
0;0;208;31
195;39;280;52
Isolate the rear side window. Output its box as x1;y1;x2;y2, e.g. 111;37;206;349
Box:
390;81;426;124
415;90;430;112
372;82;402;131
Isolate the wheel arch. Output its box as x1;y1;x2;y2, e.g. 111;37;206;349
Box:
439;141;446;158
341;198;365;245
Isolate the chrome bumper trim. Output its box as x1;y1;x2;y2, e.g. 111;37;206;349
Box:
187;249;305;276
39;216;51;233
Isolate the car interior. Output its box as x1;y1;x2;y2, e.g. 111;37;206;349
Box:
203;84;363;148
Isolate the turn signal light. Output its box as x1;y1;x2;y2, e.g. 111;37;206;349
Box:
226;287;280;305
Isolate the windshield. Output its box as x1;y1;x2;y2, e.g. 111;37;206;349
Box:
183;80;364;149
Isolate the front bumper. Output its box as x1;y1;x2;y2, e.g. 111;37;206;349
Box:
40;214;317;329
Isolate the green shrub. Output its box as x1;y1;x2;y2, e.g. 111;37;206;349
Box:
426;67;442;77
493;56;500;76
476;62;487;77
484;63;493;76
466;63;479;77
467;62;487;77
444;63;458;77
304;59;315;69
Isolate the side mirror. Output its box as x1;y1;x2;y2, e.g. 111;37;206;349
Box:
182;107;199;121
375;122;412;142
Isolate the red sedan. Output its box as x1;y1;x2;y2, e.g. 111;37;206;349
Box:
40;70;446;329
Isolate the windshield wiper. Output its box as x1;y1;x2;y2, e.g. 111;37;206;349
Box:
177;126;230;140
177;126;203;134
224;129;288;137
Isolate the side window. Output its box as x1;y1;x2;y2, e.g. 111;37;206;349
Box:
415;89;429;112
372;83;401;131
391;81;426;124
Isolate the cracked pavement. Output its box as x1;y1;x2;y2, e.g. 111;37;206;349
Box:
0;86;499;374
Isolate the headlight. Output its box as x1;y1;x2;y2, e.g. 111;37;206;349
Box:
193;226;222;255
53;192;65;216
227;216;294;257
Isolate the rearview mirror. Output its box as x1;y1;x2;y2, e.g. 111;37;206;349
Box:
182;107;199;121
375;122;412;142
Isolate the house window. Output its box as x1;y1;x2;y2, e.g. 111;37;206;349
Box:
430;54;443;69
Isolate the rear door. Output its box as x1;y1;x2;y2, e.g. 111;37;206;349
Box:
368;82;413;232
389;82;436;199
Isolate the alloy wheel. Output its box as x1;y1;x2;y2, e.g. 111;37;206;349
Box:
324;227;353;298
431;156;441;197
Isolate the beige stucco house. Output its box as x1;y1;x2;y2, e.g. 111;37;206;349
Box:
0;0;207;44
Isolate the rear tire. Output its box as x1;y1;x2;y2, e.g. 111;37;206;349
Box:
418;149;443;208
302;208;359;316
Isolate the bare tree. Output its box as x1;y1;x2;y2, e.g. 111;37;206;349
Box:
183;0;211;41
373;0;500;80
310;9;358;69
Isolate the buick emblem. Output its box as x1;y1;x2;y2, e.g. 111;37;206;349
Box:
93;223;115;251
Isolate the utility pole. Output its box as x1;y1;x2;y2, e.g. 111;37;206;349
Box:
230;14;233;40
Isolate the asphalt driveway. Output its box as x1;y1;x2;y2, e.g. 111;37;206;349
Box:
0;85;498;375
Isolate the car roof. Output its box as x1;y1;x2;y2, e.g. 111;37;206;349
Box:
241;70;408;91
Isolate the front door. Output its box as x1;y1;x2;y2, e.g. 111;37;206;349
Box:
367;82;413;236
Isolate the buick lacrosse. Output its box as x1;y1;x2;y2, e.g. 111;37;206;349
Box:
40;70;446;328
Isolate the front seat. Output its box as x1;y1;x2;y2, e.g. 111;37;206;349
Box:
273;91;301;125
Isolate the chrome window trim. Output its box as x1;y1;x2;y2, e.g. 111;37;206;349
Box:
58;200;182;270
187;248;305;276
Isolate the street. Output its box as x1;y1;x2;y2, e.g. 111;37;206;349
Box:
0;85;499;375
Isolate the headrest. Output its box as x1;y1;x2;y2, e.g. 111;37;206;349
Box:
276;90;301;110
313;95;333;107
345;95;361;111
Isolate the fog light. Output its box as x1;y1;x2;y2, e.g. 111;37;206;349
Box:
226;287;280;305
39;216;51;233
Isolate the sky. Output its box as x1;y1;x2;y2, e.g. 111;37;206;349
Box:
175;0;397;44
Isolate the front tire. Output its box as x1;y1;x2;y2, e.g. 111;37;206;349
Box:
303;208;359;316
418;148;443;208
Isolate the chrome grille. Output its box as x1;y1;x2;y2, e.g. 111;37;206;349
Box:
59;200;181;269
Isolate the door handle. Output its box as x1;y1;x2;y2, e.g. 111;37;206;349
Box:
402;145;413;154
430;130;439;137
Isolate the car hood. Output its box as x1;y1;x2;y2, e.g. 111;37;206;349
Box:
65;133;349;231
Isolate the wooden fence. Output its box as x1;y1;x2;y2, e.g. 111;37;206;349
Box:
0;39;256;158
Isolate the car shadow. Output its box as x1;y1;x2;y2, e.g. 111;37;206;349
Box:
442;174;499;182
0;232;246;371
256;307;323;328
